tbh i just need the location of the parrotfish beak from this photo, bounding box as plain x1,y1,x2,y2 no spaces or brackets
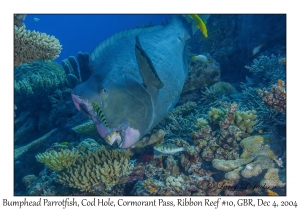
71,93,140,148
71,94,110,139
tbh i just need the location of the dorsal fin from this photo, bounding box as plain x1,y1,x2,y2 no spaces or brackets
90,25,164,63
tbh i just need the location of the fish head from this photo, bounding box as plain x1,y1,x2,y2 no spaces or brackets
71,74,153,148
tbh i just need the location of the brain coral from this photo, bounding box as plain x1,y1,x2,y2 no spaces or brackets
14,25,62,67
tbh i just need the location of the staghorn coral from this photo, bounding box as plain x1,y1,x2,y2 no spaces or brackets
14,25,62,67
245,54,286,87
36,149,79,172
14,128,57,160
57,147,134,192
201,81,236,103
257,84,286,113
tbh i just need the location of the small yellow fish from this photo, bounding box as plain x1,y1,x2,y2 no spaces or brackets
258,129,263,134
267,189,278,196
189,14,208,38
59,142,69,146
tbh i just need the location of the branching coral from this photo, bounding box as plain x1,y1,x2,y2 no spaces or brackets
14,25,62,66
257,83,286,113
36,149,79,172
14,128,57,160
14,14,26,27
245,54,286,87
57,147,134,192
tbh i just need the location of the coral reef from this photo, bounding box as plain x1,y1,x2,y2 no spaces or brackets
14,128,57,160
57,147,134,192
130,129,165,150
200,81,236,103
183,59,220,93
14,14,26,27
156,101,199,139
235,110,257,133
245,54,286,87
257,83,286,113
36,149,79,172
22,175,37,187
71,120,100,139
240,135,275,159
14,61,68,104
166,175,184,187
14,26,62,67
208,107,227,124
212,158,254,172
260,168,286,188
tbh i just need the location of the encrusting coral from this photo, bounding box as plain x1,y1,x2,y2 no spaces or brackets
260,168,285,188
14,25,62,67
57,147,134,192
36,149,79,172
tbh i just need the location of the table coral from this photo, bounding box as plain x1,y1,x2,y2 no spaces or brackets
14,25,62,67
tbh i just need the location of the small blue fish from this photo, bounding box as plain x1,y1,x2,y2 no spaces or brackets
34,18,40,22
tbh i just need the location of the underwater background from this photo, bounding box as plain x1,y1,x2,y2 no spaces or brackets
14,14,286,196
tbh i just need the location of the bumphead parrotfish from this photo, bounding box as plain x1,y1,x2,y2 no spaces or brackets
71,15,202,148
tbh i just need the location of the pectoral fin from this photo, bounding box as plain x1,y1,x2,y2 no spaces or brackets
135,36,164,97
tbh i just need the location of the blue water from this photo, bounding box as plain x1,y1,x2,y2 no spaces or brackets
24,14,172,64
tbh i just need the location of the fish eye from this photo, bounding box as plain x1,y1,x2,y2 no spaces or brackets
103,88,107,93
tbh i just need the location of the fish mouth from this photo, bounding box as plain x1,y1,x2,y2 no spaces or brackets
71,94,139,148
